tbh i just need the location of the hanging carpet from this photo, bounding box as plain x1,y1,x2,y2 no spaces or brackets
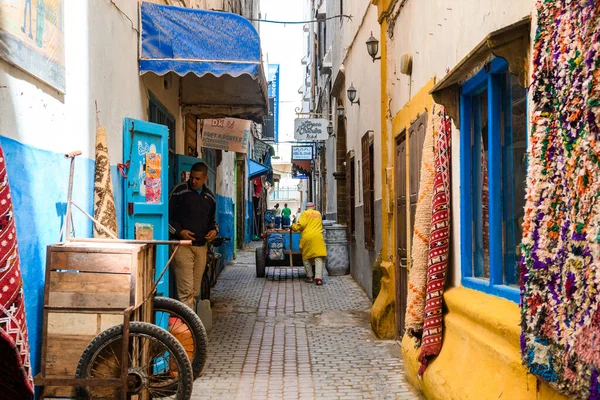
93,124,118,238
418,109,452,375
405,105,439,339
521,1,600,398
0,145,34,399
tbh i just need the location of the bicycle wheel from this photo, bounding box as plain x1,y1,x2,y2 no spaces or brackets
154,296,208,379
75,321,193,400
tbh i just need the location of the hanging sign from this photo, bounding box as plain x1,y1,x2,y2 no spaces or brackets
200,118,251,153
0,0,66,93
291,145,313,160
294,118,329,141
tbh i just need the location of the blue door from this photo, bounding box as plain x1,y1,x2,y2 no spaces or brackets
123,118,170,296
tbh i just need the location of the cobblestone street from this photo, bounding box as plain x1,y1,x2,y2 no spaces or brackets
193,244,423,400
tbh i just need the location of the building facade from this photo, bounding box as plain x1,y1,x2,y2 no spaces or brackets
0,0,266,378
313,0,595,398
303,0,382,300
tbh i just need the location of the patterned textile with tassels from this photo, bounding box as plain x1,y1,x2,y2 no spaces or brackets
405,105,441,340
418,109,452,375
0,145,33,399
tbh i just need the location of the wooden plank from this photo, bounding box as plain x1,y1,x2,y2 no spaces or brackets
48,271,131,309
48,292,129,309
50,252,132,273
44,334,96,397
47,313,98,336
49,271,130,294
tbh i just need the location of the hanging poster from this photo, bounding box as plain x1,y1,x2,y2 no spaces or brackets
0,0,65,93
135,223,154,240
145,178,161,203
200,118,251,153
146,153,162,179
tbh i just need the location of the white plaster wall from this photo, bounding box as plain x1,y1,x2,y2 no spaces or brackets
0,0,182,165
385,0,534,286
328,0,371,83
344,4,381,205
217,151,236,199
325,133,337,218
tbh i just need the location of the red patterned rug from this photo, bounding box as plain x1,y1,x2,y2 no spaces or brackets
0,145,33,398
418,110,452,375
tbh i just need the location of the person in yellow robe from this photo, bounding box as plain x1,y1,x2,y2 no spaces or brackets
291,202,327,285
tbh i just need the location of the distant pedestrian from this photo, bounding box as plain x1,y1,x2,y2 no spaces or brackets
292,202,327,285
281,203,292,227
274,203,281,229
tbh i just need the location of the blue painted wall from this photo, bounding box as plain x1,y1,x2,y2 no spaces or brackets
0,136,124,375
216,194,234,264
245,200,253,244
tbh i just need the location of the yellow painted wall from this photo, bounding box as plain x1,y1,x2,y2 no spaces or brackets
401,287,569,400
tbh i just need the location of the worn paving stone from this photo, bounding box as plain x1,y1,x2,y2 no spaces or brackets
193,245,423,400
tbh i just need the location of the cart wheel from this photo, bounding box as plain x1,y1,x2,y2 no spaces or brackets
154,296,208,379
256,247,266,277
75,321,193,400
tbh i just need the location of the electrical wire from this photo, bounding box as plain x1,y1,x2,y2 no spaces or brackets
247,14,353,24
110,0,138,33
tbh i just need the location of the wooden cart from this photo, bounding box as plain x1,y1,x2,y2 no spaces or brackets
34,151,193,399
34,241,155,399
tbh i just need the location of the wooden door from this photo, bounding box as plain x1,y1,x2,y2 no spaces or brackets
394,112,428,338
395,132,408,337
409,114,428,254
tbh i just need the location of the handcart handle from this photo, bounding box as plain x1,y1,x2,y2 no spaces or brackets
65,151,82,159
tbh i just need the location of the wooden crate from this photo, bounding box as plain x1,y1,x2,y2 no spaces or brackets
38,242,155,398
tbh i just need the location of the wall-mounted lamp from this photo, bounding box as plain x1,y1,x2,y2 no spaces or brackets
327,122,334,136
347,83,360,106
337,104,345,118
366,32,381,62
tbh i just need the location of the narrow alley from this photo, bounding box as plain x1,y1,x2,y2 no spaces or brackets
193,243,423,400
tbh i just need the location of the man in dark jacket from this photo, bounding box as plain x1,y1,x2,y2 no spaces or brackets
169,162,217,310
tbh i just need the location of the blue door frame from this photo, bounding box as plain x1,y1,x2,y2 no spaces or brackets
123,118,170,297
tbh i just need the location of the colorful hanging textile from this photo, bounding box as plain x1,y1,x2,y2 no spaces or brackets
93,124,118,238
418,110,451,375
405,105,441,339
0,145,33,398
521,2,600,398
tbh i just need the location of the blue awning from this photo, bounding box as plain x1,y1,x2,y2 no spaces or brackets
248,159,270,180
140,2,268,122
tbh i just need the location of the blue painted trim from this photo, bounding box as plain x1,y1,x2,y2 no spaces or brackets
462,277,520,303
460,95,473,278
461,58,508,95
502,75,518,286
488,73,503,285
458,57,521,303
472,93,484,277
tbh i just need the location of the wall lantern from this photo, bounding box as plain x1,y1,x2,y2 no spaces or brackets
327,121,334,136
347,83,360,106
337,104,345,118
366,32,381,62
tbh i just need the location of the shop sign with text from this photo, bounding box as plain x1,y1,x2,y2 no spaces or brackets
294,118,328,141
200,118,251,153
291,146,313,160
